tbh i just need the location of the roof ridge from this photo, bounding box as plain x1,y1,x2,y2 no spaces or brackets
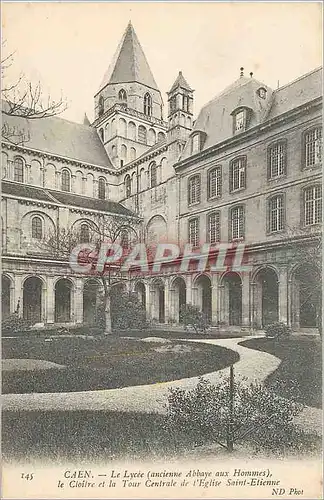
275,66,323,92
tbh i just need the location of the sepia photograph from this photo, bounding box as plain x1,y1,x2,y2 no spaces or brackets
1,2,323,498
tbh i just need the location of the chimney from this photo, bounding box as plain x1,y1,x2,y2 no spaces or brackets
240,67,244,78
250,72,253,78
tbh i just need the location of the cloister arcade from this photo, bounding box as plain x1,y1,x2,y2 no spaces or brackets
1,261,320,331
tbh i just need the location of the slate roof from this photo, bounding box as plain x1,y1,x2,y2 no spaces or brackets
2,111,114,169
2,180,137,217
98,22,159,92
180,67,322,160
169,71,193,93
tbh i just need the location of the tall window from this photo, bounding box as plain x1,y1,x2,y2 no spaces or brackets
118,89,127,103
98,178,106,200
170,96,176,113
188,218,199,247
230,157,246,192
304,127,322,168
269,195,284,232
231,206,245,240
208,166,222,199
207,211,220,244
99,128,104,142
304,185,322,226
150,162,157,188
61,170,71,192
31,216,43,240
138,125,147,144
125,175,131,198
98,95,104,117
268,141,286,178
14,157,24,182
182,95,189,112
188,175,201,205
144,93,152,116
80,224,90,243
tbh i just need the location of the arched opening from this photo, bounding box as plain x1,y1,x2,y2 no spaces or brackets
80,223,90,243
172,277,186,322
292,264,320,328
61,170,71,192
195,275,211,322
98,177,106,200
144,93,152,116
83,279,101,325
222,272,242,326
157,132,166,143
253,268,279,328
118,89,127,104
146,215,167,244
2,275,11,319
14,157,24,183
151,279,165,323
23,277,42,323
134,281,146,308
55,278,72,323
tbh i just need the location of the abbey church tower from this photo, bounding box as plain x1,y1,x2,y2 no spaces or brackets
93,22,167,168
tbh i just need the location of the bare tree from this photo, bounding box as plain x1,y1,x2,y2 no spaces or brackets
42,214,141,335
1,41,68,144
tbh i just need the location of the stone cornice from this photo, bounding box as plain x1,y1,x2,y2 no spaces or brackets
1,141,116,175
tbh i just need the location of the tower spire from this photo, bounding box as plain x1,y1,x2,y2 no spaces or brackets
98,22,159,93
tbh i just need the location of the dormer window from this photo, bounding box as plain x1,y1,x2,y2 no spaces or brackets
190,131,206,155
234,110,246,133
257,87,267,99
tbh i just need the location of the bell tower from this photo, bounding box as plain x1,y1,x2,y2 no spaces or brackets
167,71,194,160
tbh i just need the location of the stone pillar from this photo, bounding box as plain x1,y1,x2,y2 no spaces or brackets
287,278,293,327
170,288,176,322
211,274,219,325
13,274,23,316
250,282,257,329
55,170,61,190
41,282,47,323
71,174,76,193
94,179,98,198
218,284,225,325
145,284,151,320
74,278,84,324
164,280,170,324
82,177,86,195
46,276,55,324
185,274,193,304
278,268,288,324
241,273,251,327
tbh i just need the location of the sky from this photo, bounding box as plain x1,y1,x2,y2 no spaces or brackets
1,2,322,124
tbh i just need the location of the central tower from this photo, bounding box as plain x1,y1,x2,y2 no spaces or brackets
93,22,167,168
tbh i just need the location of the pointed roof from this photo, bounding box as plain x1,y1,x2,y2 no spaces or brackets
169,71,193,93
83,113,91,126
98,22,159,93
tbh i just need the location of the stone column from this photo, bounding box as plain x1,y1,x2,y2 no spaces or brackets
211,274,219,325
241,273,251,327
250,282,257,330
278,268,288,324
287,278,293,327
74,278,84,324
46,276,55,324
164,280,170,324
145,283,151,320
13,274,23,316
169,288,176,322
55,170,61,190
185,274,193,304
218,284,225,324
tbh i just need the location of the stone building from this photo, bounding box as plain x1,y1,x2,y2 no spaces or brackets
1,22,322,331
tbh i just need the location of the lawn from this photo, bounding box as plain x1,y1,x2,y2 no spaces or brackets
240,335,322,409
2,336,239,394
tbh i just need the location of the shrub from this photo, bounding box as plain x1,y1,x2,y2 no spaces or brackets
163,375,319,453
111,291,149,331
264,322,291,339
2,313,31,335
180,304,210,334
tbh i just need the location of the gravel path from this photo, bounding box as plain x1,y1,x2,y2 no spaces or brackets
2,336,322,434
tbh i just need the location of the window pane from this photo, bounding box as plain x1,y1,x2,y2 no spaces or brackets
208,212,220,243
269,142,286,178
189,218,199,247
62,170,71,192
305,185,322,225
98,179,106,199
231,206,244,239
208,167,221,198
188,175,201,204
269,195,284,232
14,158,24,183
32,217,42,240
231,158,246,191
305,128,322,167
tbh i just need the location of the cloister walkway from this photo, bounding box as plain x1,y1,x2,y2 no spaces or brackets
2,336,322,434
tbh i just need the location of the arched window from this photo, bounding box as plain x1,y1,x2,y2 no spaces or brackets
304,185,322,226
98,95,104,117
80,223,90,243
14,157,24,182
125,175,131,198
144,93,152,116
120,230,129,249
130,147,136,162
150,162,157,188
118,89,127,103
157,132,166,143
99,128,104,142
208,166,222,199
61,170,71,192
230,157,246,192
188,175,201,205
268,195,285,232
138,125,147,144
31,216,43,240
304,127,322,168
98,177,106,200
